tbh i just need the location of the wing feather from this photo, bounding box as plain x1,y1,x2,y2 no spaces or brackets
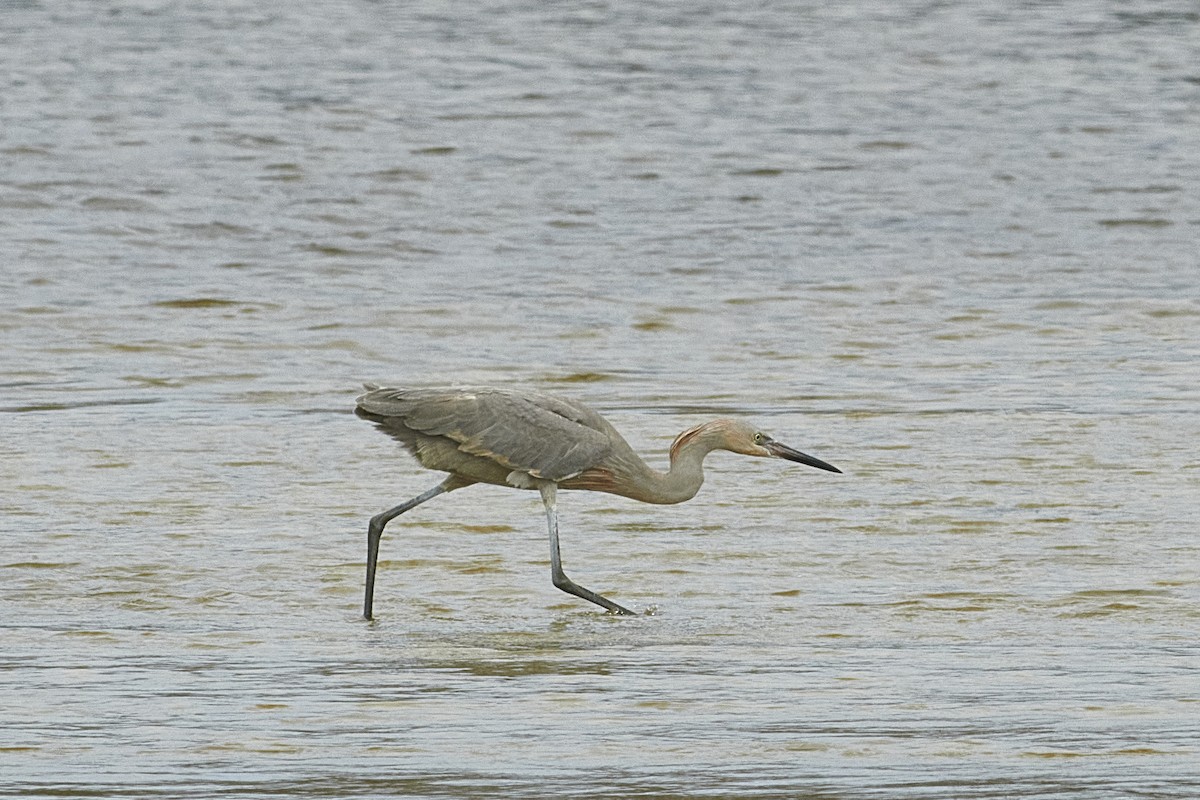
356,386,613,481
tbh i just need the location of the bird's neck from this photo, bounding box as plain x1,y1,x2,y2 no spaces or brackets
629,424,724,505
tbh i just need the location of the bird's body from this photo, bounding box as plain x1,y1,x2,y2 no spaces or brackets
355,384,841,619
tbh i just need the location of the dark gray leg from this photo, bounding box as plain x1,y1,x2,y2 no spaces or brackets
365,477,464,620
539,483,635,615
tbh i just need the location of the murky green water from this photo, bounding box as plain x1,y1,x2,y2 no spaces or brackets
3,2,1199,797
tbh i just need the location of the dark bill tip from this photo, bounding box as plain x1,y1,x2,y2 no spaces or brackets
765,440,842,473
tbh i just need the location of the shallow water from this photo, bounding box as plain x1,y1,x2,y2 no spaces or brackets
3,2,1199,798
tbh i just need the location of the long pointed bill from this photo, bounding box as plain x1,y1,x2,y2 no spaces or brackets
764,439,842,473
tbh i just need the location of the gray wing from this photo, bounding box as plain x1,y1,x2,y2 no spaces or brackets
356,386,613,482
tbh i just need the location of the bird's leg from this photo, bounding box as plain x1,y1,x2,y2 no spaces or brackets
539,483,635,615
365,477,464,621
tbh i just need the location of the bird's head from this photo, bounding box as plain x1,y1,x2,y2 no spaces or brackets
672,417,840,472
715,419,842,473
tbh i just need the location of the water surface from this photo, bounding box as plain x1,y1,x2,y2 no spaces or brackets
2,2,1199,798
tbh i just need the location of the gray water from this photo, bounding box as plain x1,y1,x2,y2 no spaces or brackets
3,1,1199,798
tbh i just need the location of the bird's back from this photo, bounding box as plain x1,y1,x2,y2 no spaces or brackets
356,385,627,485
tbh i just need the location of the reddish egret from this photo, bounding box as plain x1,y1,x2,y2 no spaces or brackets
355,384,841,619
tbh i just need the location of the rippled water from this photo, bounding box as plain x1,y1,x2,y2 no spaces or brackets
3,2,1199,798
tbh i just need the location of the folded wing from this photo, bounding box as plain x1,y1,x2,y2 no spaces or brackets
356,386,612,482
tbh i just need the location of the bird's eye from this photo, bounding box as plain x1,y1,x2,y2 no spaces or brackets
753,432,764,444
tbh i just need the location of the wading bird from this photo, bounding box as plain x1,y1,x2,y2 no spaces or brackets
355,384,841,619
